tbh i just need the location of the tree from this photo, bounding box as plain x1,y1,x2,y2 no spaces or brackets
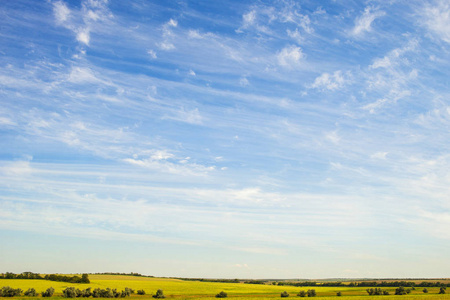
307,289,316,297
24,288,38,297
81,274,90,284
137,290,145,295
280,291,289,297
153,289,165,299
423,288,428,293
336,291,342,296
395,286,407,295
42,287,55,297
297,291,307,297
439,287,446,294
215,291,228,298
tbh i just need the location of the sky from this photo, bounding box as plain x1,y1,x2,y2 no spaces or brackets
0,0,450,279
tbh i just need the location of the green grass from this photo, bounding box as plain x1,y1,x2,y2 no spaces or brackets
1,275,450,299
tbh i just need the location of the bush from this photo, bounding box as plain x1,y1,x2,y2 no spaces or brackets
439,287,446,294
215,291,228,298
336,291,342,296
297,290,306,297
383,290,390,295
395,286,407,295
423,288,428,293
307,289,316,297
152,289,165,299
280,291,289,297
63,287,78,298
42,287,55,297
24,288,38,297
0,286,23,297
92,288,113,298
137,290,146,295
82,288,92,298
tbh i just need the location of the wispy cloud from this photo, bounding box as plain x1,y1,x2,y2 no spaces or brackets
351,6,386,37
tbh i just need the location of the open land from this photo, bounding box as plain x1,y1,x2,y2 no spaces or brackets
1,275,450,299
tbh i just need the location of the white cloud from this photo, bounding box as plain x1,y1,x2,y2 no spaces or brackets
311,71,348,91
0,117,16,126
188,69,196,76
163,108,203,125
421,0,450,43
277,45,304,67
158,42,175,51
242,10,257,28
53,1,71,25
76,28,90,45
147,49,157,59
371,152,388,160
67,67,99,83
287,28,304,44
351,6,386,36
167,19,178,27
1,161,33,177
239,76,249,87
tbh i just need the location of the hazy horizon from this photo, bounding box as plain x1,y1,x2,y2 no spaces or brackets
1,0,450,279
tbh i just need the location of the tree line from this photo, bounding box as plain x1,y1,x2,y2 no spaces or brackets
0,273,90,284
275,280,450,287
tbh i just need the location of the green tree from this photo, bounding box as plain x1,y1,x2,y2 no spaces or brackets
152,289,165,299
215,291,228,298
280,291,289,297
297,290,306,297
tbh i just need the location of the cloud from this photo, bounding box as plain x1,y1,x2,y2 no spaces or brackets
421,0,450,43
53,1,71,25
311,71,348,91
147,49,157,59
0,161,33,177
0,117,16,126
76,28,90,45
239,76,249,87
67,67,100,83
351,6,386,36
163,108,203,124
52,0,112,46
277,45,304,67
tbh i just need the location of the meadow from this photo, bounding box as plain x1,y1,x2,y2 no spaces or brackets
1,275,450,299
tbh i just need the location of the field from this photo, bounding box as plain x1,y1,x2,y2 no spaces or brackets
1,275,450,299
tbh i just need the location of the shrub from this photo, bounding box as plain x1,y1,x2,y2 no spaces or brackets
297,290,306,297
82,288,92,298
383,290,389,295
280,291,289,297
395,286,407,295
0,286,23,297
63,287,77,298
153,289,165,299
92,288,113,298
306,289,316,297
423,288,428,293
215,291,228,298
24,288,38,297
336,291,342,296
137,290,146,295
42,287,55,297
439,287,446,294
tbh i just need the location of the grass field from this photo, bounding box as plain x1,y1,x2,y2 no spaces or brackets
1,275,450,299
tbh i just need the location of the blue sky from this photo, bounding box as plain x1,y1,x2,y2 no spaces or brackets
1,0,450,279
